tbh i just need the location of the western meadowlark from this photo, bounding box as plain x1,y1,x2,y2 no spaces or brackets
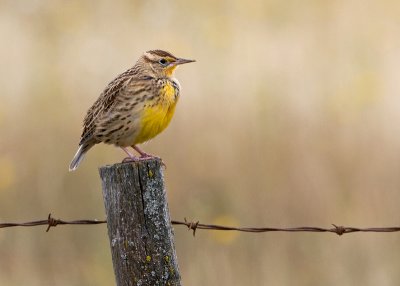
69,50,195,171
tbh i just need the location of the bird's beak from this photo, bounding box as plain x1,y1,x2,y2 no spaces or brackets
174,58,196,65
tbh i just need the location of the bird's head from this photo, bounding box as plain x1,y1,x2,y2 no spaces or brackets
140,50,195,77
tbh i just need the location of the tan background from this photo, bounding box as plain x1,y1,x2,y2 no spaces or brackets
1,0,400,285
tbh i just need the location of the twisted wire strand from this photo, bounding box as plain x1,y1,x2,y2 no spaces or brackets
1,214,399,236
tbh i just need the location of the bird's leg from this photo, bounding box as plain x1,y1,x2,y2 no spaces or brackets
132,145,152,158
131,145,166,167
121,147,139,162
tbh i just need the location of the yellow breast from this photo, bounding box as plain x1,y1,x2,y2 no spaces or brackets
134,81,178,144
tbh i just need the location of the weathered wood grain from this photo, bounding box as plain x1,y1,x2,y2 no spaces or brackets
99,159,181,286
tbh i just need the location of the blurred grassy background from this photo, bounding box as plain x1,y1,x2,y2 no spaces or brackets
1,0,400,285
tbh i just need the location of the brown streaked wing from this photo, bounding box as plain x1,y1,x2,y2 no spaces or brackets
79,67,139,145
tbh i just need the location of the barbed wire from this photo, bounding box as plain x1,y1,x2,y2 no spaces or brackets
1,214,399,236
0,214,106,232
172,218,400,236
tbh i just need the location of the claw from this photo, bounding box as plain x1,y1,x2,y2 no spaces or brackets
131,145,166,168
122,156,139,163
120,146,166,167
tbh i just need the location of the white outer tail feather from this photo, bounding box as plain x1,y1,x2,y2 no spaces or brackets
69,145,86,171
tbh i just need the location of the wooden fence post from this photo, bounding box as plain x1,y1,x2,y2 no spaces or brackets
99,159,181,286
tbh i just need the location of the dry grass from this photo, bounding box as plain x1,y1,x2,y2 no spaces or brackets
1,0,400,285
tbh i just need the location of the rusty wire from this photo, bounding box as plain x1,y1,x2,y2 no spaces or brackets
172,219,400,236
0,214,400,236
0,214,106,232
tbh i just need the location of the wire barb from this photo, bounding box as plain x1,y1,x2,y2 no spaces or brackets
46,213,59,232
332,224,345,236
183,218,199,236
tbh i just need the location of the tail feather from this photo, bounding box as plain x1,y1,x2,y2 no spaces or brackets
69,144,91,171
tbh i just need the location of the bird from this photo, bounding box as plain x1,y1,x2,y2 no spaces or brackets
69,50,195,171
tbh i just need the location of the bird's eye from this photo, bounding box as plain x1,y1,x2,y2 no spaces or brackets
159,59,167,65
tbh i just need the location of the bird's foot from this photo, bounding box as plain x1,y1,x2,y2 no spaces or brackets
121,155,166,167
122,156,139,163
131,145,166,167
